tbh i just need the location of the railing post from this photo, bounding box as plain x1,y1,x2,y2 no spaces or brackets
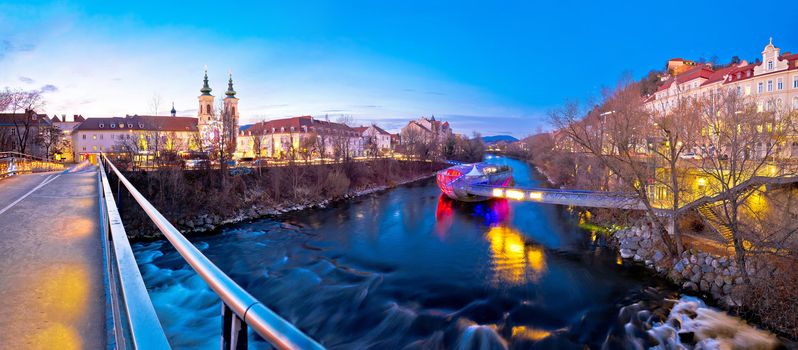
221,303,248,350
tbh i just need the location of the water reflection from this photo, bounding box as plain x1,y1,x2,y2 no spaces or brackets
486,226,546,285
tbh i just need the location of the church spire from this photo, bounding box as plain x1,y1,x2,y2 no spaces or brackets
200,67,212,96
170,102,176,117
225,71,236,98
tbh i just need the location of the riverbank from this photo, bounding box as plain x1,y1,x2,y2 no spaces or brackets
120,160,447,239
498,153,796,342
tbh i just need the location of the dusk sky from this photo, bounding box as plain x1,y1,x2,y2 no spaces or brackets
1,1,797,137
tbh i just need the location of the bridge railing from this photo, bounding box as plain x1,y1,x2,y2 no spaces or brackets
98,155,172,349
99,153,325,350
0,151,65,178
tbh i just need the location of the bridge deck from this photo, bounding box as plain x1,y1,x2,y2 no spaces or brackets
467,184,648,210
0,169,106,349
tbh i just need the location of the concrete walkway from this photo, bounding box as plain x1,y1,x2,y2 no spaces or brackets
0,169,106,350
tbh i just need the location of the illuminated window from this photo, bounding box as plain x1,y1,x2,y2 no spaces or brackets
92,146,97,151
92,134,97,140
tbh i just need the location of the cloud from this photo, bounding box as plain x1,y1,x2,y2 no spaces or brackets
18,76,34,83
40,84,58,93
0,40,36,60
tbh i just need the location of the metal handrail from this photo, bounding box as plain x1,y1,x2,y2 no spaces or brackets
98,160,171,349
100,153,325,350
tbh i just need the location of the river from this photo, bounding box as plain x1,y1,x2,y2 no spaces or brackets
132,155,777,349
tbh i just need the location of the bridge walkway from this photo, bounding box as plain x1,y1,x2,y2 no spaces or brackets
0,168,106,349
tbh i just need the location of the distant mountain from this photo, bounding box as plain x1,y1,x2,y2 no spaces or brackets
481,135,519,144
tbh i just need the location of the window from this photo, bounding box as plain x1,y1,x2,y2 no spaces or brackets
128,124,133,128
747,71,751,77
92,146,97,151
768,61,773,70
736,86,742,96
778,78,783,90
232,107,235,115
82,147,86,151
767,80,773,92
82,134,86,140
100,135,103,140
794,97,798,109
99,123,104,128
758,82,763,93
92,135,97,140
794,76,798,88
206,105,211,114
737,72,741,79
111,123,116,128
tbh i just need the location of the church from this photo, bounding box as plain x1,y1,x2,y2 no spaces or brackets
70,68,241,162
197,69,240,154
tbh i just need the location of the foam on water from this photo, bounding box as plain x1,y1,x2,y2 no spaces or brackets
628,295,780,350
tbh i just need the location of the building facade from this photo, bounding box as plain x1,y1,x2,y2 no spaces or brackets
71,115,199,162
353,124,392,155
236,116,363,160
400,116,452,144
646,38,798,114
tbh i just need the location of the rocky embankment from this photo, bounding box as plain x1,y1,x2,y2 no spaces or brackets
126,173,435,239
611,225,775,307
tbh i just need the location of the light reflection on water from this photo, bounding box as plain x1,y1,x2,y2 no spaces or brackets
134,156,681,349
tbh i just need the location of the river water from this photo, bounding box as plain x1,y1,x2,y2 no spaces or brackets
132,155,775,349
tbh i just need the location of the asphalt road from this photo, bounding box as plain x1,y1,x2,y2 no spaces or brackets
0,169,106,350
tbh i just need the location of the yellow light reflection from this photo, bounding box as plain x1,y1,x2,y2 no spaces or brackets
529,192,542,201
505,189,525,200
29,324,81,350
486,226,546,285
511,326,551,341
492,188,504,197
8,263,91,349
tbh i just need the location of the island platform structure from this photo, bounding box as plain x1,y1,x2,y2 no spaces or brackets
436,163,513,202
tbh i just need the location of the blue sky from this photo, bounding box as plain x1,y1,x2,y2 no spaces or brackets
1,1,797,136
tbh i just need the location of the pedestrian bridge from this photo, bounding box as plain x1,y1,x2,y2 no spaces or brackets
469,185,649,210
0,154,324,350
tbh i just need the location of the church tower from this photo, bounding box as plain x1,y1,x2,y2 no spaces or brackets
224,72,240,153
198,68,215,125
197,68,217,150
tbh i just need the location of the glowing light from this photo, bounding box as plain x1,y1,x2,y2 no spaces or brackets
505,189,525,200
492,188,504,197
511,326,551,341
486,226,547,285
529,191,543,201
696,177,707,186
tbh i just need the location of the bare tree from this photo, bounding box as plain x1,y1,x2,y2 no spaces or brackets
551,80,679,256
5,89,44,155
695,92,794,278
648,93,703,254
149,93,162,116
35,124,64,160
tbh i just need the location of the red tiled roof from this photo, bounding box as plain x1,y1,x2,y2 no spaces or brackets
657,65,715,91
75,115,197,132
701,65,737,86
245,116,357,136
